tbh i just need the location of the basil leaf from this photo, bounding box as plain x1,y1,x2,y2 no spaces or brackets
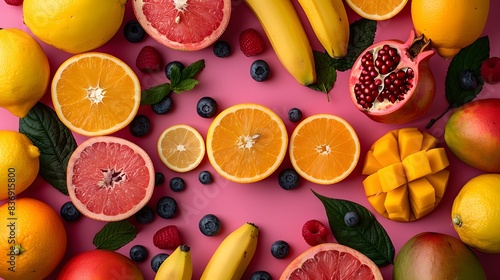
313,190,395,266
93,220,137,251
140,83,171,105
333,18,377,71
308,51,337,96
172,78,200,94
19,102,77,195
180,59,205,80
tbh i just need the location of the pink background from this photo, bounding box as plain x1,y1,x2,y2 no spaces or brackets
1,0,500,279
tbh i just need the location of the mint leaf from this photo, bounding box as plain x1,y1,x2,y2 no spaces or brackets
169,65,182,88
181,59,205,80
19,102,77,195
140,83,171,105
172,78,199,94
333,18,377,71
313,190,394,266
308,51,337,96
93,220,137,251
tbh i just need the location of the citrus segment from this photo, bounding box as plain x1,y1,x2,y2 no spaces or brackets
289,114,360,185
280,243,383,280
206,103,288,183
157,124,206,172
51,52,141,136
133,0,232,51
345,0,408,21
67,136,155,222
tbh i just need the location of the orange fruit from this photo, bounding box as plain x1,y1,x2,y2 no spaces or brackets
51,52,141,136
345,0,408,21
133,0,232,51
67,136,155,222
157,124,206,173
206,103,288,183
289,114,360,185
280,243,383,279
0,197,67,280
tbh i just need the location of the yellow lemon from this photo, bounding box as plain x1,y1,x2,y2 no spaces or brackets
0,131,40,200
23,0,127,54
451,174,500,253
411,0,490,59
0,28,50,118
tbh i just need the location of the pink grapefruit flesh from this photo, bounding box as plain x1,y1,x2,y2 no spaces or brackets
133,0,232,51
67,136,155,222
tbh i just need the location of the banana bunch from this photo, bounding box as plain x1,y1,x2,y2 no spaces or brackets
201,222,259,280
154,244,192,280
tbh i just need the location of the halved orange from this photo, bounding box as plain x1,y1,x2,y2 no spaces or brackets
51,52,141,136
345,0,408,21
289,114,360,185
206,103,288,183
157,124,206,173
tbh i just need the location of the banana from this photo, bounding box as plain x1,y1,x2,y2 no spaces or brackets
154,244,192,280
298,0,350,58
243,0,316,86
200,222,259,280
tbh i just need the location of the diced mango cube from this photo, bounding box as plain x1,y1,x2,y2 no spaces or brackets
402,150,432,181
426,148,449,173
385,185,410,222
425,169,450,199
362,150,384,175
363,173,383,196
410,198,435,219
372,132,400,167
377,162,407,192
421,131,439,151
367,192,387,216
408,177,436,209
398,129,423,161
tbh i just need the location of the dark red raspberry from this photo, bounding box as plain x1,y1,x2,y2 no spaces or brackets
481,57,500,85
302,219,329,246
153,225,181,250
136,45,162,73
4,0,23,6
239,28,265,57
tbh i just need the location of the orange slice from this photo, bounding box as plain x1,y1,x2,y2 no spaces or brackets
157,124,206,173
289,114,360,185
206,103,288,183
345,0,409,21
51,52,141,136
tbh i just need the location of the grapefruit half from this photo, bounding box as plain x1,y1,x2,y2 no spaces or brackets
67,136,155,222
280,243,383,280
133,0,232,51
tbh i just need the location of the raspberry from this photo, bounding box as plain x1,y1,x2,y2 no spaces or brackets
153,225,181,250
4,0,23,6
136,46,162,73
239,28,265,57
302,219,329,246
481,57,500,85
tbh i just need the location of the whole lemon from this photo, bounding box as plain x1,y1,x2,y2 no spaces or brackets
411,0,490,59
452,173,500,253
0,28,50,117
23,0,127,54
0,130,40,200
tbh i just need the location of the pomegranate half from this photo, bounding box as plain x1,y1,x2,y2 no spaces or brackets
349,30,436,124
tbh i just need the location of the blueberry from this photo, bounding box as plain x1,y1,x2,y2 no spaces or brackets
213,40,231,58
169,177,186,192
135,205,155,224
123,20,146,43
288,108,303,122
155,172,165,186
271,240,290,259
196,96,218,118
198,170,213,185
250,59,270,82
60,201,81,222
156,196,178,219
129,245,148,262
459,69,478,90
250,271,273,280
152,96,173,115
344,211,360,227
129,115,151,137
165,61,185,80
278,168,300,190
199,214,222,236
151,253,169,272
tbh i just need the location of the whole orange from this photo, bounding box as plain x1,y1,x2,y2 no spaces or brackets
0,197,67,280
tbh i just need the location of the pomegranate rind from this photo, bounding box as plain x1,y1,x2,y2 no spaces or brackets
67,136,155,222
132,0,232,51
279,243,383,280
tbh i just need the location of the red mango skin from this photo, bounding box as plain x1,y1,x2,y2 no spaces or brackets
393,232,486,280
444,98,500,172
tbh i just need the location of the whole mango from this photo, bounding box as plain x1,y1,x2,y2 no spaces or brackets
444,98,500,172
393,232,486,280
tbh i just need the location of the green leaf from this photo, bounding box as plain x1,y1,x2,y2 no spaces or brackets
180,59,205,80
172,78,200,94
140,83,171,105
308,51,337,95
93,220,137,251
332,18,377,71
313,190,394,266
18,102,77,195
169,65,182,88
